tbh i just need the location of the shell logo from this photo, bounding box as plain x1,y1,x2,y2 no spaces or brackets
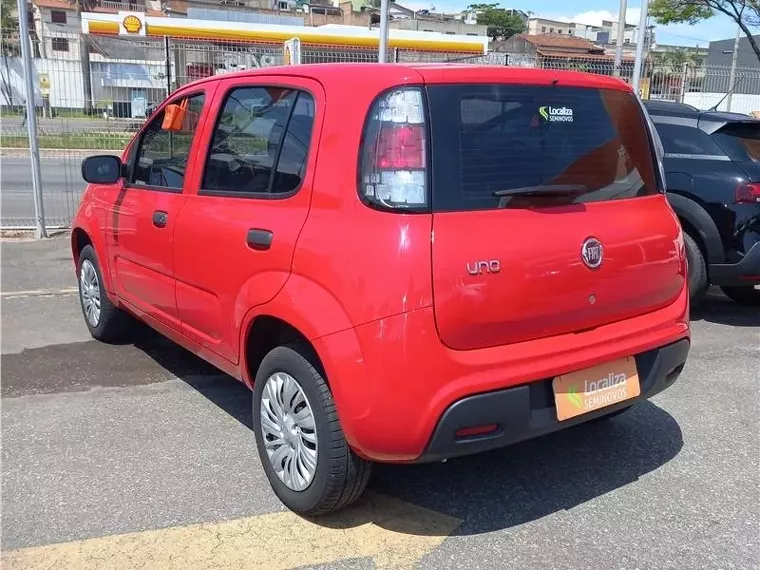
122,15,142,34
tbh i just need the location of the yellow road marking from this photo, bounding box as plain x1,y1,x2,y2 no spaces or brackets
2,492,460,570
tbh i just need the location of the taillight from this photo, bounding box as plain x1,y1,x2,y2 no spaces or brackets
736,182,760,204
359,88,428,210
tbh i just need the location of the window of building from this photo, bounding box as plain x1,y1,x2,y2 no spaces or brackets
541,26,546,33
51,37,69,52
550,27,554,33
130,93,206,190
202,87,315,196
50,10,67,24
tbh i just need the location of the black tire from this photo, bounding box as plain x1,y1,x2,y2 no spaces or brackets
720,285,760,306
684,232,708,307
252,344,371,516
77,245,133,342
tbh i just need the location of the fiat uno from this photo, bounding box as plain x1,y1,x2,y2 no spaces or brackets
74,63,691,515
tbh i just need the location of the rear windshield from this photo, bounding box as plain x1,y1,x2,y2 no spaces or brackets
713,123,760,162
426,85,660,212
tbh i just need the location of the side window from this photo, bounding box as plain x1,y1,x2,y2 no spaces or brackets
202,86,315,196
655,122,726,156
131,93,205,190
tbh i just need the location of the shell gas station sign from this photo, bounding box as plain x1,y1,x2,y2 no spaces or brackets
81,11,488,54
118,12,146,36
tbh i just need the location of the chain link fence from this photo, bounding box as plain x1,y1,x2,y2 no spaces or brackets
2,27,760,229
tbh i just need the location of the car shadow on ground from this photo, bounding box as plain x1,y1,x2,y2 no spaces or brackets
691,288,760,327
137,330,684,538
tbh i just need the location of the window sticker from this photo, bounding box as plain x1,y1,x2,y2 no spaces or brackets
539,105,574,123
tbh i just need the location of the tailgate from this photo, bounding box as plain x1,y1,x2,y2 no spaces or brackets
426,83,685,351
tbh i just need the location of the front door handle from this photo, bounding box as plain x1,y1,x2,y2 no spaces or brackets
152,210,168,228
247,228,273,251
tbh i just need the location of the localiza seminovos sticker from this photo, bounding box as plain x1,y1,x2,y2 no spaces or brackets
539,105,574,123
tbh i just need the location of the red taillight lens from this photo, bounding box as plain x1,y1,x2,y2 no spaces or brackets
359,88,428,210
736,182,760,204
455,424,499,438
376,124,425,169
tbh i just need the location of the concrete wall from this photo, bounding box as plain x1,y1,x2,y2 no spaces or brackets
391,19,487,36
0,58,84,109
684,92,760,115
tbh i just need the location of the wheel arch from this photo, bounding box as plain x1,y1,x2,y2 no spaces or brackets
667,192,725,266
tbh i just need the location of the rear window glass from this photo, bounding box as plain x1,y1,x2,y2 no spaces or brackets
713,123,760,162
426,85,660,212
655,122,727,156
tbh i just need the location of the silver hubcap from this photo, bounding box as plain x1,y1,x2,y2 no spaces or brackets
260,372,318,492
79,259,101,327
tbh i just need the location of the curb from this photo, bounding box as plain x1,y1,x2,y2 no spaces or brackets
0,148,122,158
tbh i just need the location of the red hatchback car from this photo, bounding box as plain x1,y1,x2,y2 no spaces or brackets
74,63,691,515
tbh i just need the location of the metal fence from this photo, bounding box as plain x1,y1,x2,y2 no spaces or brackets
2,27,760,229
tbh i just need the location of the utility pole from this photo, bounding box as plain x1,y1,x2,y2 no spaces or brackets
726,25,740,112
631,0,650,94
378,0,389,63
16,0,47,238
614,0,627,77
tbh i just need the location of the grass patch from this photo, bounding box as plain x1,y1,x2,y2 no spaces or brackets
1,132,133,150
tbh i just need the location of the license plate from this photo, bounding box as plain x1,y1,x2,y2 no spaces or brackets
553,357,640,421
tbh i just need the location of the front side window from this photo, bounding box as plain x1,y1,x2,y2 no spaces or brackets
202,86,315,196
131,93,205,190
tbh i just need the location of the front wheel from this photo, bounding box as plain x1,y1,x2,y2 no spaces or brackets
77,245,133,342
720,285,760,306
252,344,371,516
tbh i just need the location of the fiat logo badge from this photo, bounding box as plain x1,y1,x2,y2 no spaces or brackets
581,237,604,269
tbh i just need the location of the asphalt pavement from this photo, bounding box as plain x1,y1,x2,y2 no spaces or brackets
1,234,759,569
1,156,86,227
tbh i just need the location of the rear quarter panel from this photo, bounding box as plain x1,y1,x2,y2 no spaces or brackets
289,68,434,332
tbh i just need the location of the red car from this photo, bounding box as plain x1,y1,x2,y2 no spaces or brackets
74,63,691,515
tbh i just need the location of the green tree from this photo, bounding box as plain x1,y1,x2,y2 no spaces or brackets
649,0,760,63
468,3,526,40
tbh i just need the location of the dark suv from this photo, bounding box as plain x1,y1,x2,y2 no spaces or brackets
645,101,760,306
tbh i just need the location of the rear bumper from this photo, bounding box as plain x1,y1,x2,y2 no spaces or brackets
314,285,690,463
710,241,760,286
417,338,689,463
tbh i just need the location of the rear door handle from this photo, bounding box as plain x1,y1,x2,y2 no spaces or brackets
247,228,273,251
152,210,168,228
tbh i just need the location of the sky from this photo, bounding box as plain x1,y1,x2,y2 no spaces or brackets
402,0,756,48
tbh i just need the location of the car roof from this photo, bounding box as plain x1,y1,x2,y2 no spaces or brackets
643,100,699,113
645,99,759,133
179,62,633,93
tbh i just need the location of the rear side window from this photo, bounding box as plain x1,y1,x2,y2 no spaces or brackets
426,85,660,212
202,87,314,196
654,122,726,156
713,123,760,162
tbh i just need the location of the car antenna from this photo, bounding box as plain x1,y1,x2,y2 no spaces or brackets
708,75,746,112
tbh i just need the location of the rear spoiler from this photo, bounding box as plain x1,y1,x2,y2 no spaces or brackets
698,113,760,135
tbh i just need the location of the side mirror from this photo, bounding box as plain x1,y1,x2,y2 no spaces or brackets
81,155,122,184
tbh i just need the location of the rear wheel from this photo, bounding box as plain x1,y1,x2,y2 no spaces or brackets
720,285,760,306
77,245,133,342
684,232,708,307
252,344,371,516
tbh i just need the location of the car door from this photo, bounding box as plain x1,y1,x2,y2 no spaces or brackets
173,76,323,363
107,89,209,327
